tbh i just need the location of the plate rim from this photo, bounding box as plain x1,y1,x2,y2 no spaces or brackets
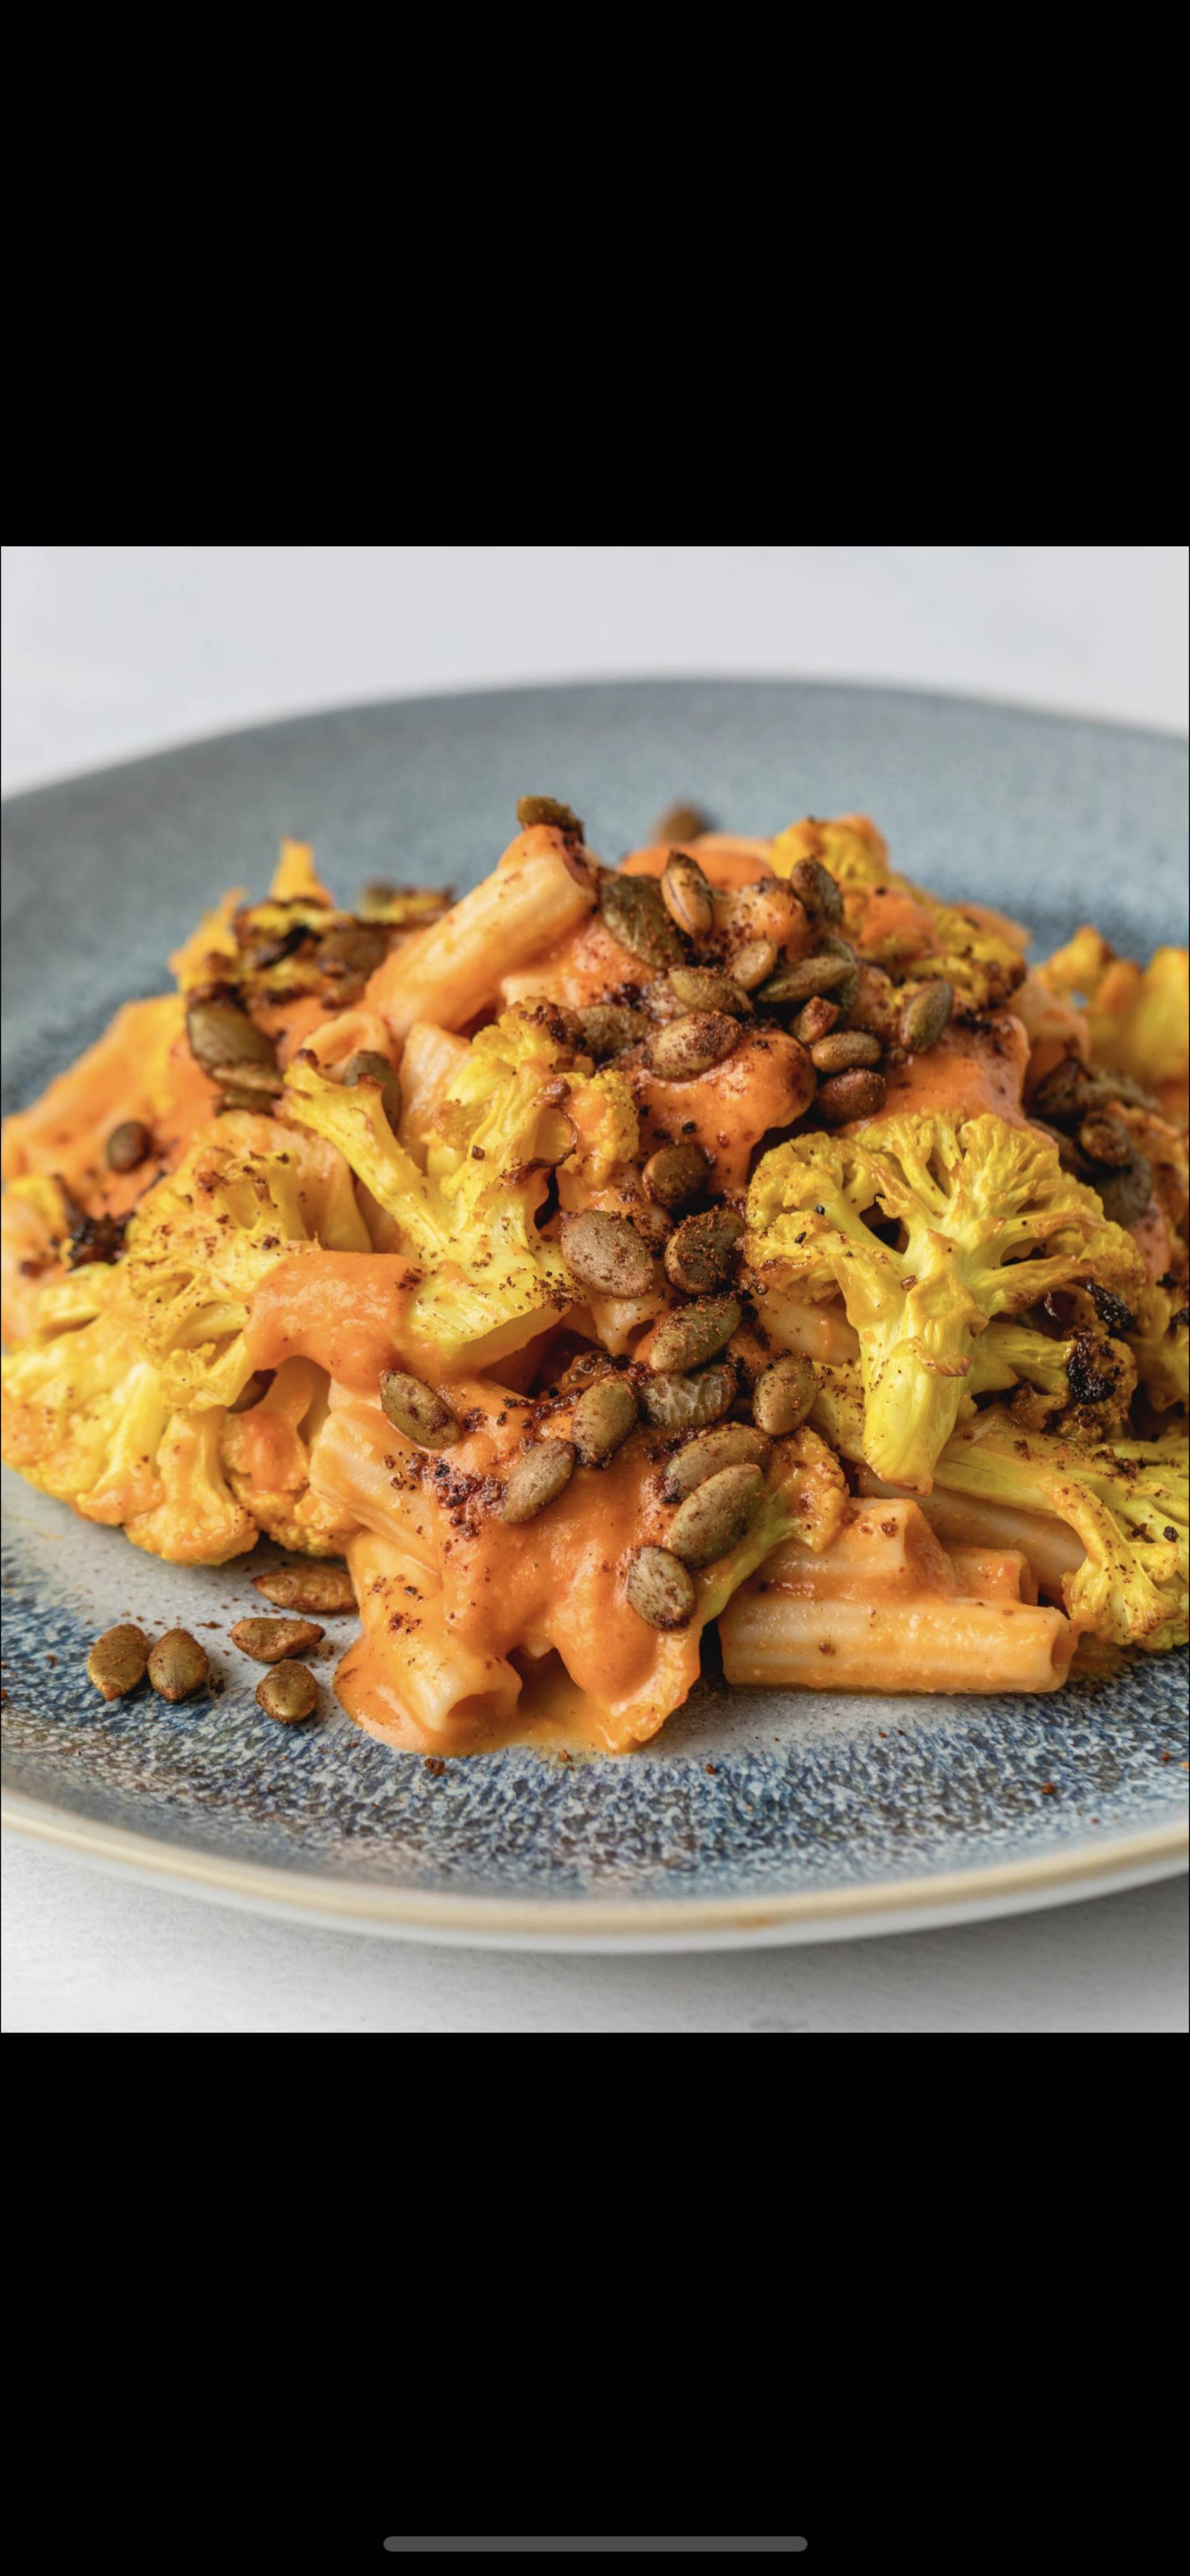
4,1787,1185,1949
4,681,1186,1946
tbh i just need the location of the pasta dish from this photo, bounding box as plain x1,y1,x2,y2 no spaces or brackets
2,799,1187,1755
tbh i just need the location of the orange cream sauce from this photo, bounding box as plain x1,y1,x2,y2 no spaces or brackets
628,1025,816,1194
873,1012,1030,1129
619,839,777,889
311,1380,701,1750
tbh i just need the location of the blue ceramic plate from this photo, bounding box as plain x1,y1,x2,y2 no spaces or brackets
2,682,1187,1946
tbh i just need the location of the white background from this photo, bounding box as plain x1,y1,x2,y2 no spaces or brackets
2,545,1186,2032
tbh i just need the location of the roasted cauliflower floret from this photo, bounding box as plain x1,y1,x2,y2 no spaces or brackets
1127,1278,1189,1413
769,814,1028,1011
121,1113,369,1409
746,1113,1146,1491
1037,927,1189,1095
0,1271,255,1563
284,1007,638,1367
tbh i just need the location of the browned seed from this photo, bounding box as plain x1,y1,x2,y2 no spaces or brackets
1096,1153,1153,1225
147,1628,209,1703
574,1002,650,1059
730,938,779,992
818,1068,887,1126
208,1057,284,1096
341,1048,402,1126
662,1423,770,1502
253,1563,356,1613
496,1439,576,1524
571,1374,638,1464
256,1660,320,1724
1078,1111,1134,1168
599,871,684,968
789,855,844,925
757,951,855,1008
643,1141,710,1209
897,977,954,1055
560,1210,657,1299
652,800,712,845
668,1463,764,1568
638,1361,738,1429
625,1546,697,1630
1031,1057,1096,1121
318,924,387,977
517,795,584,837
105,1119,152,1173
647,1294,741,1374
231,1617,326,1664
791,995,840,1045
186,996,276,1075
664,1207,744,1295
668,965,753,1018
752,1351,818,1435
648,1012,739,1080
660,851,715,939
809,1028,883,1074
86,1623,149,1701
379,1370,460,1447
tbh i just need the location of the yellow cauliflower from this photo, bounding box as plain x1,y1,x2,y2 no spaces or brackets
770,813,1027,1010
1037,927,1189,1093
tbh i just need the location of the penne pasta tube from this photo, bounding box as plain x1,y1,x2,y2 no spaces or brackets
720,1587,1077,1693
857,1470,1085,1600
336,1531,522,1747
947,1546,1037,1603
396,1021,470,1167
367,827,596,1040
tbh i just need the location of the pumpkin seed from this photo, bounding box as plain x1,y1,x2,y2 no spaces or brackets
730,937,779,992
756,951,855,1008
560,1210,657,1299
652,800,711,845
186,995,276,1075
791,995,840,1044
789,854,844,925
1096,1153,1153,1226
379,1369,460,1448
256,1660,320,1723
662,1423,770,1502
668,1463,764,1567
575,1002,649,1059
668,966,753,1018
497,1439,576,1523
639,1361,737,1429
147,1628,209,1703
319,924,387,977
752,1351,817,1435
643,1141,710,1209
809,1028,883,1074
253,1563,356,1612
1078,1111,1134,1168
231,1617,326,1664
86,1623,149,1701
647,1294,740,1374
648,1012,739,1080
1031,1057,1095,1121
105,1119,152,1173
599,871,684,968
571,1374,638,1464
897,977,953,1054
818,1067,887,1126
664,1207,744,1295
209,1057,284,1096
660,851,715,938
625,1546,697,1630
341,1048,402,1126
517,795,584,837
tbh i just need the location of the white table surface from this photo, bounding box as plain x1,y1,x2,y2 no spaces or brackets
2,544,1186,2034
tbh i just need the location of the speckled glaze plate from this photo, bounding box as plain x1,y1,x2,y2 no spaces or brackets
3,682,1188,1946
